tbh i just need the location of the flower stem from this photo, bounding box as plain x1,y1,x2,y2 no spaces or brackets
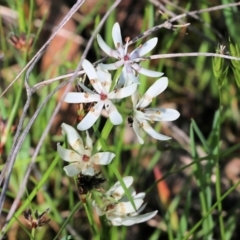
215,87,225,239
31,227,36,240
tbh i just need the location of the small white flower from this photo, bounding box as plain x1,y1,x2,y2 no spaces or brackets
65,59,138,130
131,77,180,144
57,123,115,177
92,176,158,226
97,22,163,86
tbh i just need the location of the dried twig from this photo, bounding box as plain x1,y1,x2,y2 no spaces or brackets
133,52,240,62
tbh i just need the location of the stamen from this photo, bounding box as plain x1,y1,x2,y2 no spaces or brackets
90,79,95,84
100,93,107,100
84,93,89,98
124,36,130,56
137,107,145,113
124,54,130,61
125,37,130,43
106,204,115,211
82,155,90,162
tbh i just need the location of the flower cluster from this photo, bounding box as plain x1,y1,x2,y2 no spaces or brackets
93,176,158,226
57,22,180,227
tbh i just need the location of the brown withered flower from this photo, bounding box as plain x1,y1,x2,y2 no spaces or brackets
76,172,106,196
8,32,34,52
23,208,50,228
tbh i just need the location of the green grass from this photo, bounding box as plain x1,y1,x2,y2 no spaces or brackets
1,0,240,239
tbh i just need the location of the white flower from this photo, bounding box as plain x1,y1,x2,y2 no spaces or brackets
57,123,115,177
65,59,138,130
131,77,180,144
92,176,158,226
97,22,163,86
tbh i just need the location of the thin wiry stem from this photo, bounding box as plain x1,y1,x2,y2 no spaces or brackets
0,50,40,216
133,52,240,62
29,1,240,90
31,52,240,90
0,0,85,98
150,0,224,42
0,0,122,234
129,1,240,45
0,0,86,224
0,82,67,237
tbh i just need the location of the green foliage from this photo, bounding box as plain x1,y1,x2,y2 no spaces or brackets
212,46,228,88
229,41,240,87
1,0,240,239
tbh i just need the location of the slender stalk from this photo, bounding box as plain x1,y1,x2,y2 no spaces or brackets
31,227,36,240
53,201,82,240
215,89,225,239
183,180,240,240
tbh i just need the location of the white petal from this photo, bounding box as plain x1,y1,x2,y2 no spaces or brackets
104,100,122,125
77,101,104,130
78,82,95,94
92,201,104,216
130,38,158,59
136,77,168,108
57,143,82,162
116,67,139,88
134,192,146,200
116,72,126,88
131,91,139,107
142,120,171,141
85,131,93,155
82,59,103,93
100,62,122,70
132,120,144,144
125,72,140,86
90,152,115,165
133,203,147,215
81,167,95,176
131,63,164,77
63,163,81,177
120,187,136,202
110,199,143,216
121,211,158,226
96,68,112,93
144,108,180,121
112,22,123,47
134,110,146,120
64,92,100,103
97,34,119,59
106,176,134,199
108,83,138,99
82,59,98,81
107,217,123,226
61,123,84,153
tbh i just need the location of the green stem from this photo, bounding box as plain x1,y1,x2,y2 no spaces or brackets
1,156,60,236
16,0,26,32
183,180,240,240
215,88,225,239
31,227,36,240
83,202,95,230
53,201,82,240
4,50,28,151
